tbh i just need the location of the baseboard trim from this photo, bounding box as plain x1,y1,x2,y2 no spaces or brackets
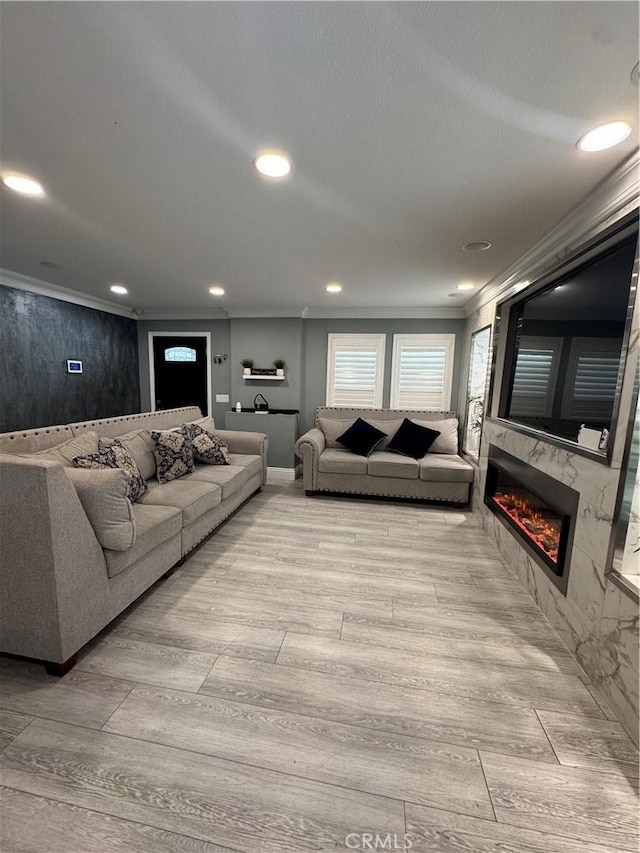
267,465,301,481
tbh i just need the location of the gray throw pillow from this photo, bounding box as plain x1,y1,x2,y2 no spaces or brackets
65,468,136,551
149,428,195,484
181,422,230,465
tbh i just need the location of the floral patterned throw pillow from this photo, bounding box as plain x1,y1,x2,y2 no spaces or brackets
73,443,147,503
181,422,230,466
149,428,195,484
98,437,148,501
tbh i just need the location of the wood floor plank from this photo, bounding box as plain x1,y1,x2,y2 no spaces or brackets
222,559,440,603
318,541,507,569
277,634,603,716
341,612,581,673
536,710,639,778
76,637,217,692
221,627,286,663
432,580,540,612
0,710,33,752
199,655,556,762
405,802,630,853
136,588,345,637
108,608,248,654
104,683,494,817
0,786,237,853
0,658,135,729
1,719,406,852
480,750,639,849
275,549,475,585
391,601,552,634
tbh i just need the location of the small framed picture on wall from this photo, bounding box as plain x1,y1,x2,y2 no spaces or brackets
67,360,83,374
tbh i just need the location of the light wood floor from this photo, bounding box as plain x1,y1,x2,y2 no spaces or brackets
1,481,638,852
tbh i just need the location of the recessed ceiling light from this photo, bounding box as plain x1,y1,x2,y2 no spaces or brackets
326,282,343,293
254,151,292,178
463,241,492,252
208,286,225,296
110,284,128,295
577,121,632,152
456,282,475,291
2,172,45,197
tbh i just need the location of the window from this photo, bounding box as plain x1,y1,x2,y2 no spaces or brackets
326,334,385,408
464,325,492,458
562,338,622,420
509,336,562,418
164,346,197,362
389,334,455,410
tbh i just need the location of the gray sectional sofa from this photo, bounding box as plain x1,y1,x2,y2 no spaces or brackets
0,406,267,674
295,407,474,504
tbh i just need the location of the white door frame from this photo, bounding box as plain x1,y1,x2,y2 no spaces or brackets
148,331,213,417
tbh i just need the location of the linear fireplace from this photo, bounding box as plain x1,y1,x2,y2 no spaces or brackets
484,446,579,594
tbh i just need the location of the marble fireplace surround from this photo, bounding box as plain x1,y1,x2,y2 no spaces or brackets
473,421,639,743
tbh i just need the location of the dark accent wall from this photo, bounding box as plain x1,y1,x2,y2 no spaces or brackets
0,286,141,432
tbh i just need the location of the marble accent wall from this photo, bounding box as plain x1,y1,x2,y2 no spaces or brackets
461,290,640,744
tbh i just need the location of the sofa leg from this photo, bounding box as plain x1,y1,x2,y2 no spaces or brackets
305,490,316,497
44,653,78,677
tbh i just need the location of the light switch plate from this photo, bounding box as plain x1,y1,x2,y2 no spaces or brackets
215,394,229,403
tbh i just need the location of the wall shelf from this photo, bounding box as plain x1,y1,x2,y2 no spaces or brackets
242,374,285,380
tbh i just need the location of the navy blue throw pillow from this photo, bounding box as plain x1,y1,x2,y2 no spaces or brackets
337,418,388,457
387,418,441,459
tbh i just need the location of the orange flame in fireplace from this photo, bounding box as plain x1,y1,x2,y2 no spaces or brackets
492,491,560,563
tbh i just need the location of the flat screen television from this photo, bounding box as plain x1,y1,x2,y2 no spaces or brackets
499,222,638,448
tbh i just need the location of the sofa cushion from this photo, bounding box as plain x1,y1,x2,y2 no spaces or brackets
337,418,387,457
367,451,419,480
414,417,459,454
149,428,195,484
318,448,368,475
419,454,474,483
112,429,157,480
73,445,147,503
387,418,441,459
227,453,263,479
29,430,99,468
65,468,136,551
104,504,181,579
137,478,222,525
186,465,249,500
182,422,230,465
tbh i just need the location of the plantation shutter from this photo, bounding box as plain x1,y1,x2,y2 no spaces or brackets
390,335,455,410
510,336,562,417
562,338,622,419
326,334,385,408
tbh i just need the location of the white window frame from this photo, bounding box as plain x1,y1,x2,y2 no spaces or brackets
389,334,455,410
326,333,386,408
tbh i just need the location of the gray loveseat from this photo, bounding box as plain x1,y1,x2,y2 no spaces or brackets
0,406,267,674
295,407,473,504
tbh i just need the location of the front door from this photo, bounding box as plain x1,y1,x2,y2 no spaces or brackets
152,335,208,415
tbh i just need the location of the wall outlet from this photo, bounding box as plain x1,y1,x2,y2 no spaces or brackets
215,394,229,403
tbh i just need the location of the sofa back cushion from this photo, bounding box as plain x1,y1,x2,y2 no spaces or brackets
111,429,157,480
414,417,459,454
65,467,136,551
25,430,100,467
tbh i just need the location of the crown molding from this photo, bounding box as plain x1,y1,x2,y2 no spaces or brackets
136,308,229,320
0,268,138,319
302,306,465,319
464,150,640,317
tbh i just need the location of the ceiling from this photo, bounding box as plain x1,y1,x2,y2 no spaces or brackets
0,2,638,317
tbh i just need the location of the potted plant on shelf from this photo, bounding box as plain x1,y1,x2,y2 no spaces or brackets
241,359,254,376
273,359,286,377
